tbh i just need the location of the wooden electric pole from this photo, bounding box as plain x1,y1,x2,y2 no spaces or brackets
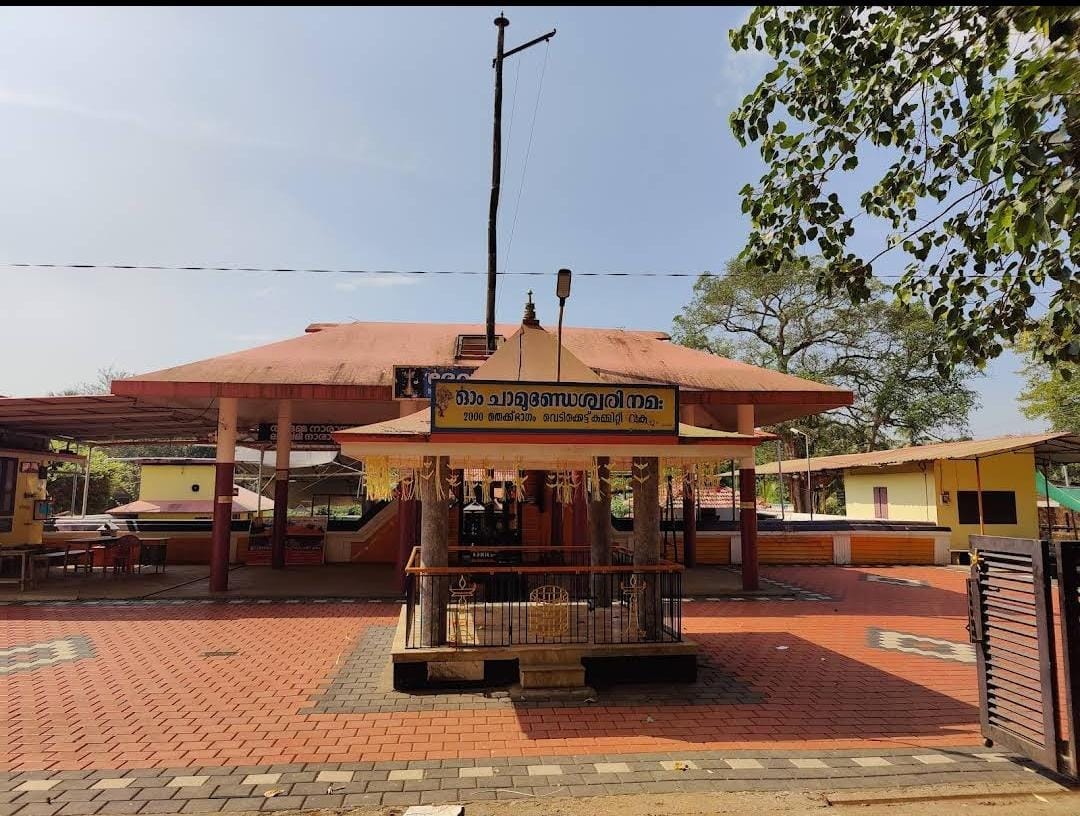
486,14,556,352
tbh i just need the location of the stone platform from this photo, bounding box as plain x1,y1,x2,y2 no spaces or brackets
390,607,699,691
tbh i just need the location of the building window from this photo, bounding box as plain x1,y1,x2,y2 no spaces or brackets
0,457,16,516
957,490,1018,525
873,486,888,519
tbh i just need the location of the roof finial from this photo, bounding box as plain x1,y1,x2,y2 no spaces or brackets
522,290,540,327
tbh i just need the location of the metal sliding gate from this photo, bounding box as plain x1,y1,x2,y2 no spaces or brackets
969,535,1080,777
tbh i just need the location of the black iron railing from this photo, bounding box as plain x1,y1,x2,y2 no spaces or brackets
404,546,682,649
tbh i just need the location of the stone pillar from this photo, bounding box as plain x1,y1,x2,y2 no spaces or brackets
418,456,450,647
632,457,661,638
589,457,612,605
395,476,417,594
271,400,292,570
682,471,697,568
737,404,759,592
210,397,238,593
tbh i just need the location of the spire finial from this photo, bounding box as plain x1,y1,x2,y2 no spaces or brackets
522,290,540,327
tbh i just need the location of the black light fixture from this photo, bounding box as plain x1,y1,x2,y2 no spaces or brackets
556,268,572,381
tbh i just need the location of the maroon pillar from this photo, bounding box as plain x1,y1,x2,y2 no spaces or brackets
271,475,289,569
209,397,237,593
271,400,292,569
682,472,697,568
210,462,235,592
739,464,759,591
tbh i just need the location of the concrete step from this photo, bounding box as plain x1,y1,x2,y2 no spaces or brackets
518,662,586,689
508,684,597,703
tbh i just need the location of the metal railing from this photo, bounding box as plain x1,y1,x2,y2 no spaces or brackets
404,546,682,649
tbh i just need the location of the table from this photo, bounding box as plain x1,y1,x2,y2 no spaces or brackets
136,538,169,573
0,549,35,591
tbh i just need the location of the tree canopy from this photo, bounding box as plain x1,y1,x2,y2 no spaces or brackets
729,6,1079,370
673,260,980,454
1018,337,1080,432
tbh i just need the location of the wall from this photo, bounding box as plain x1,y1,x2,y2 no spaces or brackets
844,467,936,522
935,451,1040,548
0,452,51,546
138,464,216,502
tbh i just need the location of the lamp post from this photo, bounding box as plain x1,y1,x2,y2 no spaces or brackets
555,268,572,382
791,427,813,520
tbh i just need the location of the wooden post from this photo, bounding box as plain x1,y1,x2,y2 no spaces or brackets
571,471,588,546
975,456,986,536
486,15,510,352
271,400,292,570
419,456,450,647
737,404,759,591
395,476,417,594
210,397,237,593
682,471,697,568
589,457,612,605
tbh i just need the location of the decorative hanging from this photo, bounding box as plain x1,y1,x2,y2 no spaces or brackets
363,456,395,502
509,463,528,500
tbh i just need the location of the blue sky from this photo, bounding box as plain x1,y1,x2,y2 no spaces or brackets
0,6,1040,437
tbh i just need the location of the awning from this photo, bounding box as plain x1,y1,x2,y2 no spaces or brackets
0,395,217,444
1037,471,1080,512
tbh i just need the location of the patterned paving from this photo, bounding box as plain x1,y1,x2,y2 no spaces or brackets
1,566,981,781
0,747,1043,814
302,626,762,714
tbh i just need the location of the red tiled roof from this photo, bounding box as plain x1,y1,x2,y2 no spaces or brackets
113,321,848,401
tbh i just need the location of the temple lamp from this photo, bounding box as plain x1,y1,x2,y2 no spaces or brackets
790,427,813,520
556,268,572,382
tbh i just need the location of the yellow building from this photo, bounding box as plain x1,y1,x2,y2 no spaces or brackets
759,433,1076,549
0,439,84,547
108,459,272,520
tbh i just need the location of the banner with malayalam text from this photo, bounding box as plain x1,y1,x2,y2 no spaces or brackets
430,380,678,434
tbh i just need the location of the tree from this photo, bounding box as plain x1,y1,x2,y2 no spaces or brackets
1018,342,1080,433
672,260,980,453
729,6,1079,370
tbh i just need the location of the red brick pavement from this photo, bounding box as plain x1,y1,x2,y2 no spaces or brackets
0,566,979,772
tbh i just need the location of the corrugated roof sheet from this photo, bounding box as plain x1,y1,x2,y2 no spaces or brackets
757,432,1078,475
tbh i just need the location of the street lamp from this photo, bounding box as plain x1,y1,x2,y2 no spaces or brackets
555,268,572,382
791,427,813,520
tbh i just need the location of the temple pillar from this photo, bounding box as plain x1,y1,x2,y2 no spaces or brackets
418,456,450,647
589,457,612,605
682,471,697,568
271,400,291,570
210,397,237,593
737,404,759,591
632,457,660,638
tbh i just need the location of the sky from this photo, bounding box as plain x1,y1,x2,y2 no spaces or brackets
0,6,1043,438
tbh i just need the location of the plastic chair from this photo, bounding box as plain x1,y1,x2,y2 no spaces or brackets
103,535,138,576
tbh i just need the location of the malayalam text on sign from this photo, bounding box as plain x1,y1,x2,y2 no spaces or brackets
430,381,678,434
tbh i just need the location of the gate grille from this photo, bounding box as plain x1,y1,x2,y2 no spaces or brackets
970,537,1060,771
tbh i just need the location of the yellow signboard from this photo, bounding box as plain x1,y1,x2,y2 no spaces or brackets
430,380,678,434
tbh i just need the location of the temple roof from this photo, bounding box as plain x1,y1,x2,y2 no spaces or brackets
112,320,848,404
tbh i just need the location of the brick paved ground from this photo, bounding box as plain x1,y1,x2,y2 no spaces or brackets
0,566,980,778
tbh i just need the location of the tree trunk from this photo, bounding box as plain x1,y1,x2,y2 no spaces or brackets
632,457,661,639
419,456,450,647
